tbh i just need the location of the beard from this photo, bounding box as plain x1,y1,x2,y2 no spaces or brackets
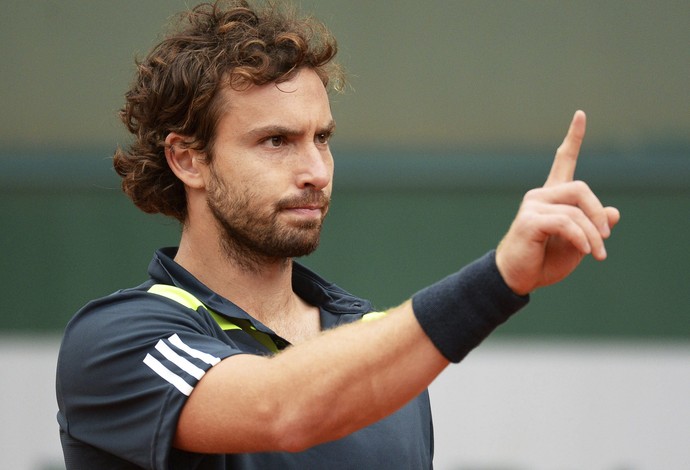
206,167,329,271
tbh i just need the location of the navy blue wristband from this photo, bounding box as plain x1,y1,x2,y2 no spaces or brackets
411,250,529,363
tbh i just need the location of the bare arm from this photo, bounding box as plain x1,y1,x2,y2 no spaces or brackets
174,301,447,453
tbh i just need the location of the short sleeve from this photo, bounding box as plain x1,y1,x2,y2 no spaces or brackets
56,289,244,469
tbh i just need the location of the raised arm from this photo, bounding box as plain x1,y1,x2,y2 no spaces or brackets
174,110,620,454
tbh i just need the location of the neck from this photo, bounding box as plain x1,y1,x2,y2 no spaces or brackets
175,226,295,317
173,224,321,344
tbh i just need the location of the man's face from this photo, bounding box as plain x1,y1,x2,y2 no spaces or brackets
204,68,335,267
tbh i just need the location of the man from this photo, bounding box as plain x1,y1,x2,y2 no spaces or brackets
56,1,620,469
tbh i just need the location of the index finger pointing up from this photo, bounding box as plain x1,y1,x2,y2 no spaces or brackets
545,110,587,187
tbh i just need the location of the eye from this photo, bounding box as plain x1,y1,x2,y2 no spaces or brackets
264,135,286,148
315,132,331,145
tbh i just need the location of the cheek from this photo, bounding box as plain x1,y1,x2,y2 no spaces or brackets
323,153,335,183
326,159,335,189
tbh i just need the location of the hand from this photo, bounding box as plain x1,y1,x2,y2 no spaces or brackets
495,110,621,296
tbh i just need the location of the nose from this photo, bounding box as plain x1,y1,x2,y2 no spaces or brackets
295,144,332,190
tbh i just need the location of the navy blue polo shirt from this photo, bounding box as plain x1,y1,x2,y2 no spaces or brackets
56,247,434,469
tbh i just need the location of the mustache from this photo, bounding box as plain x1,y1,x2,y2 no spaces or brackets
276,191,330,211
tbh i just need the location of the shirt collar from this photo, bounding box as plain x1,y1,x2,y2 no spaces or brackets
147,247,373,329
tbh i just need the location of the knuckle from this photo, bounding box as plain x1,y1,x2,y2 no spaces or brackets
571,180,590,191
523,187,543,201
518,210,540,225
553,213,571,228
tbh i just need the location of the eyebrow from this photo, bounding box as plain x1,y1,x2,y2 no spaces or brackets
248,120,336,139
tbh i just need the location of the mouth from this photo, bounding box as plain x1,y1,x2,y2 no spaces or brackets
282,205,326,219
278,193,330,219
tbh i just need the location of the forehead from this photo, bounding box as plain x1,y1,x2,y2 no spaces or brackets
216,68,333,135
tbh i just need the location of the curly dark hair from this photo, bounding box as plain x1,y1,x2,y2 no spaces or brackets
113,0,344,223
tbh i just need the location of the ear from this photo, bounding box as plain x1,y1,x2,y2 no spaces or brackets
164,133,206,190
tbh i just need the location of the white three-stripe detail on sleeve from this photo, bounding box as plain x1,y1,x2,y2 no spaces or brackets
155,340,205,380
143,354,194,396
143,334,221,396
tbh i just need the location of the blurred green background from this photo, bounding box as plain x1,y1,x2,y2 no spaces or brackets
2,0,688,339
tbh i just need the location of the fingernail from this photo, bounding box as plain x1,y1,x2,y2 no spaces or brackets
600,223,611,238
